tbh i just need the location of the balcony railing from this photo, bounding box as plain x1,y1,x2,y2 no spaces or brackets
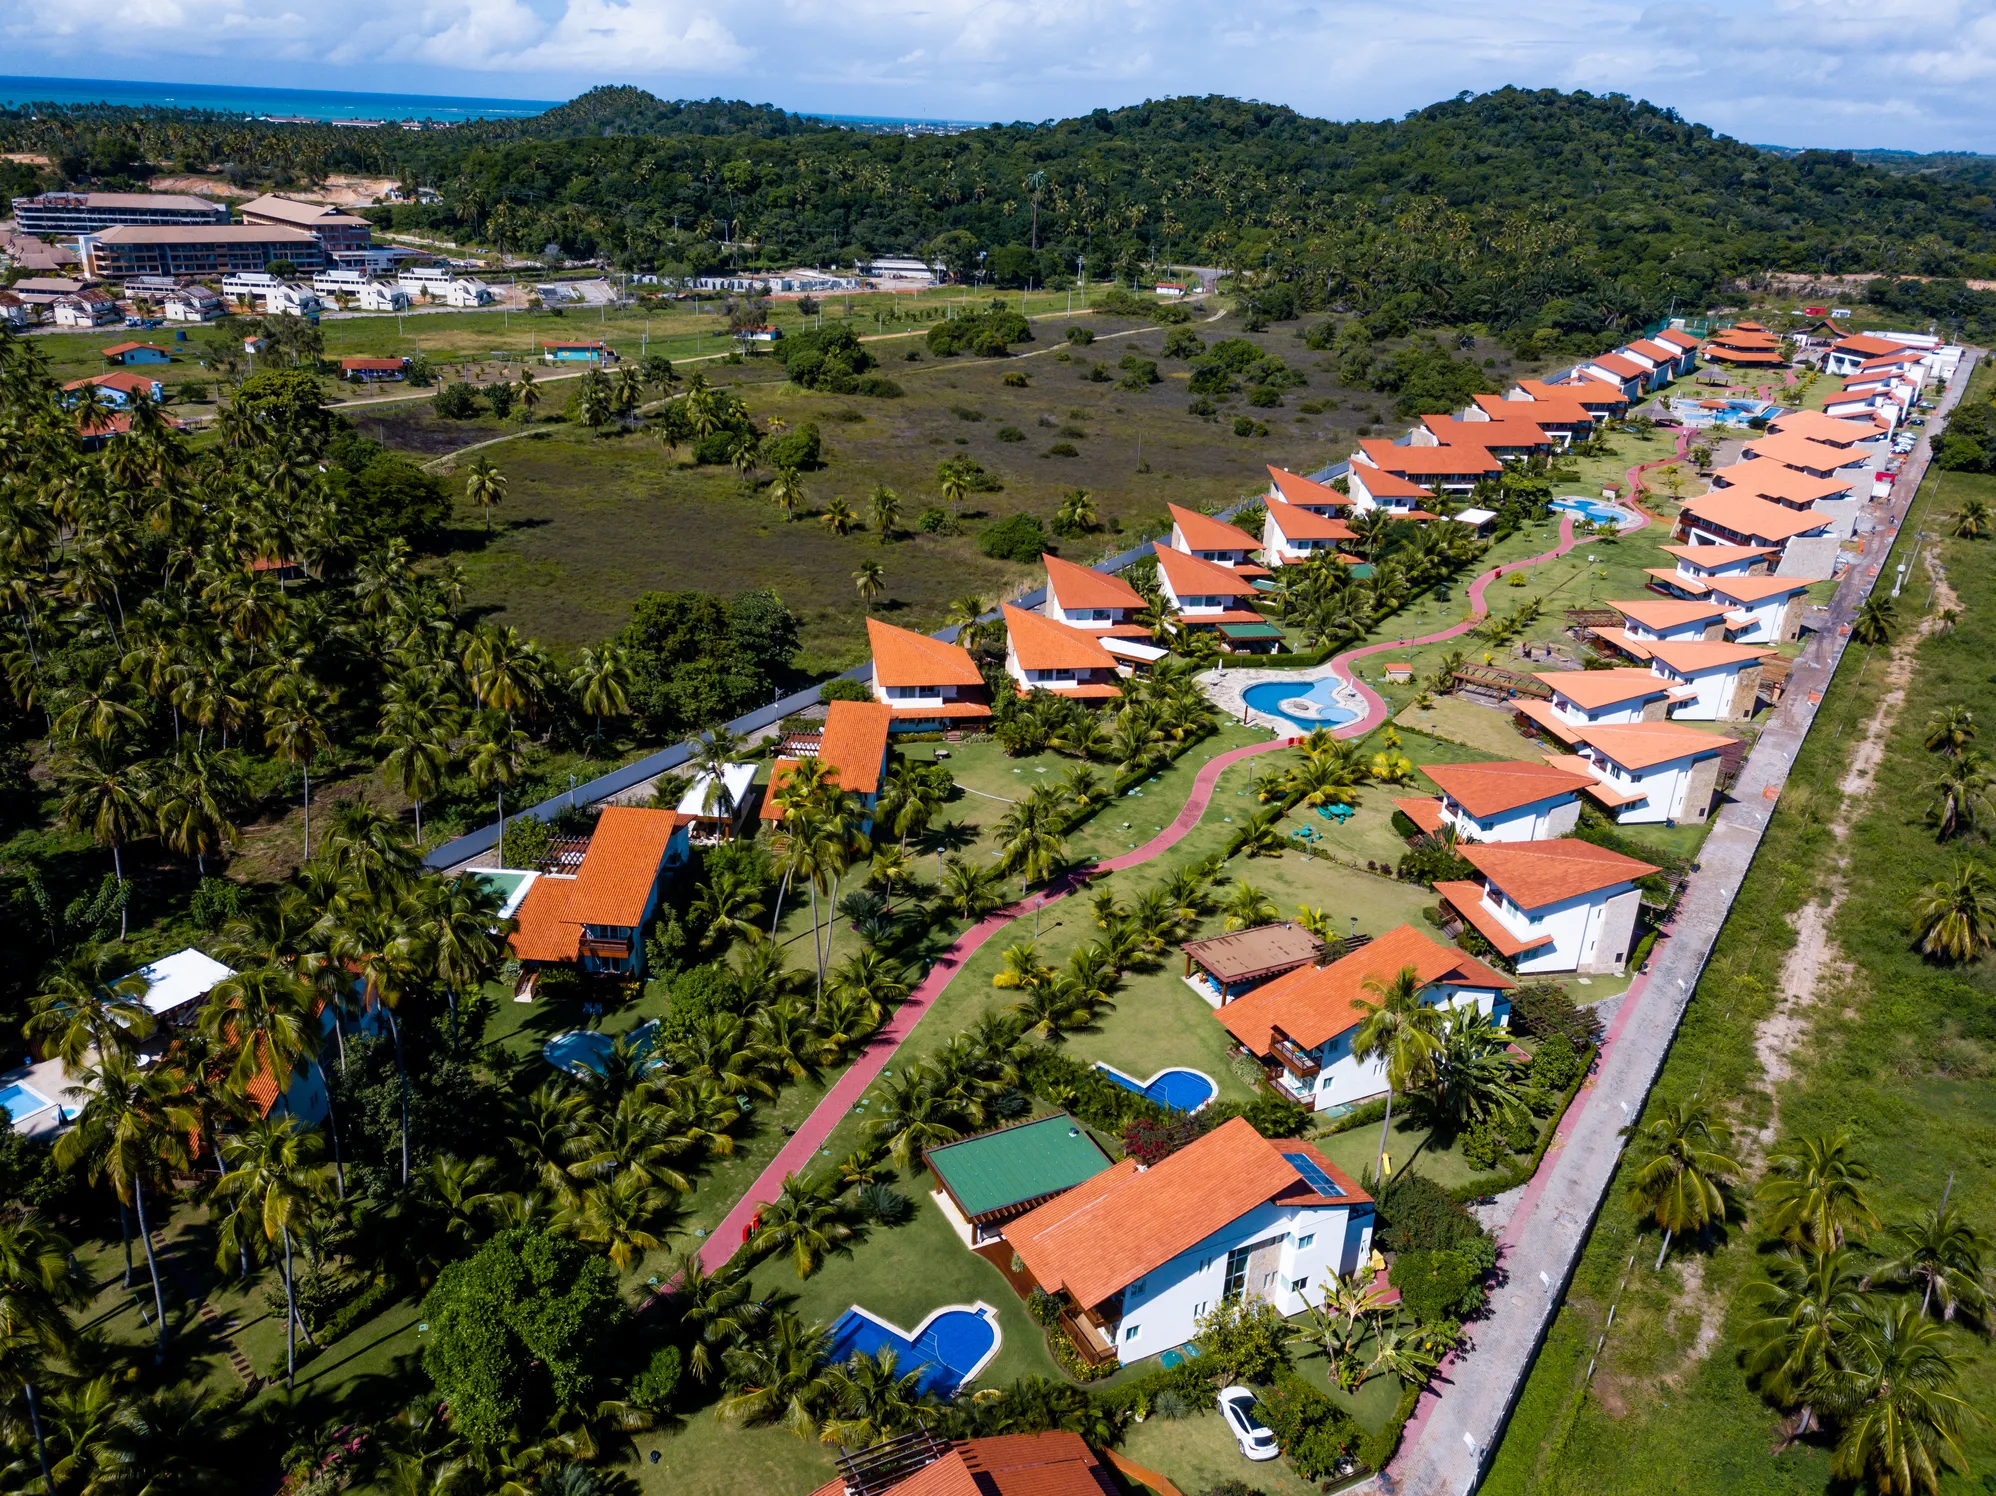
1270,1034,1320,1078
578,936,633,961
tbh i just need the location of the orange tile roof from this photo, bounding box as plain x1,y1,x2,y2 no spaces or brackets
1042,552,1145,612
1832,333,1908,358
1356,440,1503,477
567,807,679,928
1766,409,1877,447
1705,346,1786,365
849,1433,1120,1496
867,616,985,687
886,700,993,720
509,876,581,961
1266,464,1353,508
1168,503,1259,552
1712,459,1854,507
1740,431,1866,474
1626,339,1679,363
1003,603,1119,672
1572,721,1738,770
341,356,406,372
1705,572,1819,604
1215,923,1512,1056
1679,492,1833,544
1393,796,1448,834
1659,543,1776,568
1460,837,1659,909
759,758,802,823
1006,1118,1366,1311
817,698,893,795
100,341,167,357
1645,566,1710,595
64,370,160,395
1419,414,1552,449
1609,596,1729,631
1151,542,1260,597
1472,392,1595,426
1512,698,1583,745
1533,378,1627,409
1653,328,1701,351
1644,639,1770,673
1536,668,1672,709
1420,759,1596,817
1349,465,1442,500
1432,881,1555,956
1588,352,1647,380
1265,496,1357,542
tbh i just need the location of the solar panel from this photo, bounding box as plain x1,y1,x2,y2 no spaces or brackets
1282,1152,1344,1198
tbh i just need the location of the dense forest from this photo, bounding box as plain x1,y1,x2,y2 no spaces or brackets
9,88,1996,346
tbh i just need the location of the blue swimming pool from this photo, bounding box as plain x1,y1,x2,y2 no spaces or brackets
0,1083,53,1124
1096,1063,1218,1113
1551,497,1628,525
543,1020,658,1076
1243,678,1359,734
824,1305,1000,1397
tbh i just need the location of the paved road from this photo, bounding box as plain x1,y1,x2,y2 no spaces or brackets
1381,357,1976,1496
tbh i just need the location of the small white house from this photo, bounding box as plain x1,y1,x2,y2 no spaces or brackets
1436,838,1657,976
53,292,119,327
1265,465,1354,516
1041,554,1151,637
1150,543,1263,626
1559,722,1738,825
1218,924,1513,1110
1006,1118,1376,1367
1002,604,1122,703
1261,497,1357,566
1645,640,1768,721
1532,668,1679,729
1611,596,1730,643
313,270,410,310
125,948,235,1023
866,616,993,728
1395,759,1594,843
162,287,223,322
1707,573,1820,644
1167,504,1265,572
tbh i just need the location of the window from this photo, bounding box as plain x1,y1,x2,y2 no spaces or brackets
1223,1244,1252,1301
1291,1277,1308,1293
1297,1234,1315,1250
1193,1301,1208,1318
1124,1325,1139,1342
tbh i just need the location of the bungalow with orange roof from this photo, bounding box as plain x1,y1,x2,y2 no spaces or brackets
806,1432,1120,1496
1708,458,1853,510
1470,392,1592,442
1530,668,1679,731
100,341,171,365
1264,465,1353,515
1642,639,1769,720
1557,721,1738,824
1343,463,1443,514
1392,759,1595,844
62,369,165,407
1415,413,1555,458
1824,333,1915,376
1625,337,1690,380
1166,504,1267,575
1216,923,1513,1110
1766,409,1881,448
1705,571,1820,644
1736,431,1869,481
1608,596,1731,644
1653,327,1702,362
1823,389,1900,429
866,616,992,728
1435,839,1658,976
1003,1116,1377,1365
1352,439,1501,497
1002,604,1123,702
1150,544,1273,649
760,698,894,829
1676,491,1833,552
1657,542,1776,585
1261,496,1357,567
505,806,691,983
1041,553,1149,637
1577,351,1654,400
1519,378,1628,420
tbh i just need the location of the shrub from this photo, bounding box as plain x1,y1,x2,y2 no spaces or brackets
764,423,823,471
1246,385,1281,408
819,678,872,703
1375,1172,1484,1255
979,512,1051,562
1065,326,1095,346
929,307,1032,356
1389,1249,1485,1325
692,431,736,465
1187,362,1235,395
1002,370,1031,388
1397,833,1475,887
189,877,243,930
951,405,985,421
1199,1091,1311,1140
1231,417,1268,438
1254,1377,1361,1480
1046,442,1080,457
779,324,876,392
1020,1047,1169,1132
1193,1298,1289,1385
1507,982,1603,1047
996,425,1026,442
917,506,962,535
1462,1126,1501,1170
1083,364,1111,384
1116,354,1160,388
500,816,552,869
433,382,481,419
628,1345,682,1411
939,455,1003,492
1162,326,1206,359
483,381,514,418
1529,1031,1584,1093
1027,1287,1064,1326
1123,1114,1204,1165
857,1182,914,1224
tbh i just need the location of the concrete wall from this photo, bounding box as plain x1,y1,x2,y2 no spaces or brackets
1681,754,1723,822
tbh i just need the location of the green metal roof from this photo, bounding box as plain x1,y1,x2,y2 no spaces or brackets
1218,621,1285,640
925,1113,1112,1221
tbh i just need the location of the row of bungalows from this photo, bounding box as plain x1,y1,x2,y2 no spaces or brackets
1573,326,1702,396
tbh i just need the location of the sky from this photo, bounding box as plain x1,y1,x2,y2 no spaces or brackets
5,0,1996,152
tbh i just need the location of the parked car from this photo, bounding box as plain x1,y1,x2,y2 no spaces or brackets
1910,417,1927,428
1219,1386,1280,1462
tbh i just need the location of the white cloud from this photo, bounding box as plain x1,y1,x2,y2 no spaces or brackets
8,0,1996,147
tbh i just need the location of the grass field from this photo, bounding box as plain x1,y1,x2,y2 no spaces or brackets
1484,438,1996,1494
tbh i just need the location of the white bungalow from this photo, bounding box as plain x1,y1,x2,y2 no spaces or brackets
1150,543,1264,629
1391,759,1594,843
1556,722,1738,825
1265,465,1354,516
1644,640,1768,721
1436,839,1657,976
1167,504,1267,575
1706,573,1820,645
1261,497,1357,566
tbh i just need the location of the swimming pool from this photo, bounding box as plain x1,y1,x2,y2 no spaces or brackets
1242,677,1360,734
468,869,536,920
823,1303,1001,1398
1551,497,1631,526
0,1083,54,1125
1096,1063,1218,1113
543,1020,659,1076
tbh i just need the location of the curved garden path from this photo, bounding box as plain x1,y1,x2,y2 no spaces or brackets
698,432,1686,1271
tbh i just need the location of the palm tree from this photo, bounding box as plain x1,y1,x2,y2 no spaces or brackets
377,696,453,843
993,789,1067,888
1351,965,1443,1180
1742,1244,1869,1437
1822,1302,1978,1496
461,457,507,534
867,1064,973,1170
869,485,901,543
767,466,805,522
753,1173,855,1278
822,495,858,537
1925,752,1992,840
1923,704,1977,757
568,645,632,748
214,1117,333,1386
1877,1205,1991,1323
692,726,745,840
670,1251,758,1386
576,370,613,430
1010,973,1102,1039
1757,1131,1879,1250
28,955,152,1073
52,738,153,939
155,741,242,874
572,1172,675,1271
514,368,542,426
717,1311,831,1436
942,594,992,654
818,1348,934,1447
853,560,885,605
1623,1096,1741,1267
1950,495,1990,539
1054,488,1098,535
0,1213,88,1495
263,678,331,862
1423,1003,1531,1134
1912,858,1996,962
53,1051,198,1353
1853,594,1896,646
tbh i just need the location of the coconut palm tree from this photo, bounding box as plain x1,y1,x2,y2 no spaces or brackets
853,560,885,604
377,693,454,843
263,678,331,862
155,741,242,875
1925,752,1992,840
568,644,632,749
0,1212,88,1495
1742,1244,1869,1438
214,1117,333,1386
1912,858,1996,962
513,368,542,426
1010,972,1102,1039
717,1311,832,1436
28,955,152,1073
52,738,153,939
1950,495,1990,539
1054,488,1098,535
1923,704,1977,758
691,726,745,841
869,485,901,543
462,458,507,534
1821,1301,1978,1496
1877,1205,1992,1324
197,964,315,1120
1853,594,1897,646
1624,1096,1741,1268
867,1064,973,1170
670,1251,759,1386
1423,1002,1531,1134
1352,965,1444,1180
821,495,858,537
818,1348,936,1448
767,465,805,522
753,1172,855,1279
53,1051,198,1353
1757,1131,1879,1251
1220,881,1278,931
938,855,1003,919
942,595,993,653
993,788,1068,888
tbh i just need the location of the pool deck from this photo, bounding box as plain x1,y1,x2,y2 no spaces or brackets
0,1056,75,1138
1203,661,1366,737
830,1300,1004,1394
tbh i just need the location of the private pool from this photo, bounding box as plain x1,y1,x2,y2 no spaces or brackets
1095,1063,1218,1113
1242,677,1360,734
467,869,537,921
1551,496,1634,527
544,1020,659,1077
0,1082,54,1125
823,1303,1001,1398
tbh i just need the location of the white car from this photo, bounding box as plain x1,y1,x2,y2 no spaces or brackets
1218,1385,1280,1462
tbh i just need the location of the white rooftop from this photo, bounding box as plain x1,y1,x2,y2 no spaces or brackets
677,763,759,819
1451,507,1498,525
1101,637,1169,663
131,948,234,1016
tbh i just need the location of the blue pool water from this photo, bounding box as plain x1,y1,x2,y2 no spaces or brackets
1243,678,1359,733
0,1083,53,1124
543,1020,658,1076
1551,497,1627,525
824,1306,998,1397
1097,1064,1218,1113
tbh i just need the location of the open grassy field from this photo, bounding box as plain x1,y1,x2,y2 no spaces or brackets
1484,444,1996,1494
